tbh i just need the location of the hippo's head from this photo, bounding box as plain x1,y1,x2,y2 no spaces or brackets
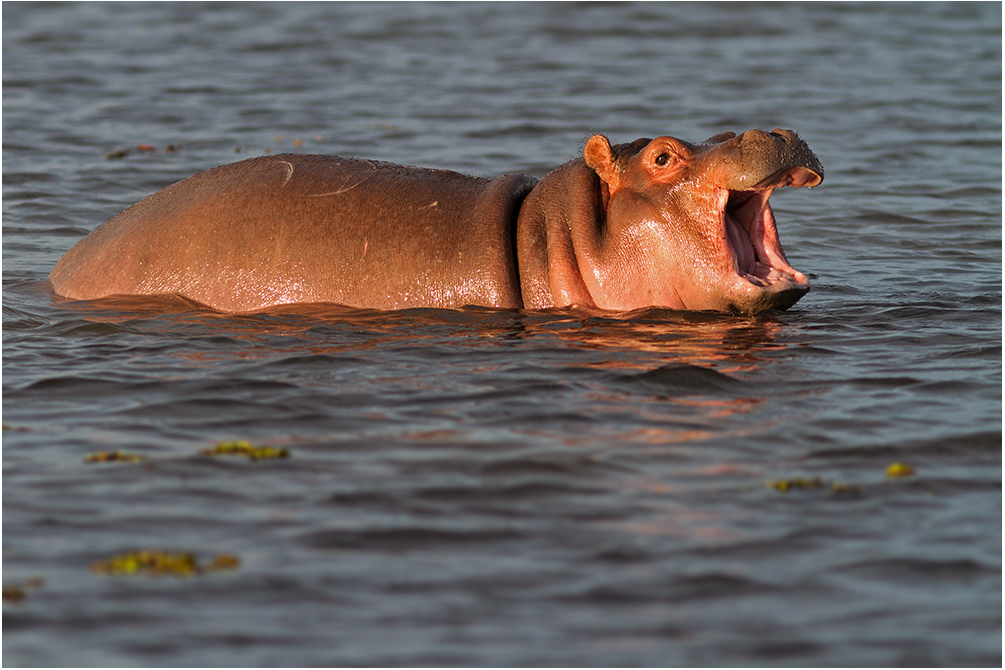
581,129,823,314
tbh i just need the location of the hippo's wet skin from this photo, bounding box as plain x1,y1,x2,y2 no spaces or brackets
50,129,823,314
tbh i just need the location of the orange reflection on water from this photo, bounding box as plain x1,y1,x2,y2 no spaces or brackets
611,503,750,543
55,292,800,381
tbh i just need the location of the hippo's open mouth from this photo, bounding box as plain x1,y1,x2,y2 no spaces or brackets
720,166,819,291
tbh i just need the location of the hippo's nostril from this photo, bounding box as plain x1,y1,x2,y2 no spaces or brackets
769,128,797,141
768,131,792,145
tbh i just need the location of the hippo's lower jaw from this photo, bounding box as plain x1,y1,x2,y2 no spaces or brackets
717,169,814,313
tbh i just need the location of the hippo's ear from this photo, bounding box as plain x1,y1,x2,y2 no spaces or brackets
584,134,620,190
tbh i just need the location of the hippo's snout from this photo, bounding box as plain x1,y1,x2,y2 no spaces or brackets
715,128,824,191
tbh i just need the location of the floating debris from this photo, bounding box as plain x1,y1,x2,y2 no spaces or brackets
830,481,862,495
886,462,916,478
107,144,178,158
199,440,289,461
207,554,241,571
768,475,864,495
3,577,45,603
3,585,25,602
768,476,823,493
85,450,148,463
91,550,240,577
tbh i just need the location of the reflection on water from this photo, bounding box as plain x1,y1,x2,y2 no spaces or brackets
53,291,796,375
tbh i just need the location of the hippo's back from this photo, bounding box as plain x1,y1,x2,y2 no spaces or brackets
49,154,537,312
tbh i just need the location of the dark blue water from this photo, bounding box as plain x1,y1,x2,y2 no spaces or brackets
3,2,1001,666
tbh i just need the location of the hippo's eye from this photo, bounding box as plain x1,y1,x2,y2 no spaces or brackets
655,153,671,167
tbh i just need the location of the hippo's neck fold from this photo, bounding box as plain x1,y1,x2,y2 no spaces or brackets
515,159,601,309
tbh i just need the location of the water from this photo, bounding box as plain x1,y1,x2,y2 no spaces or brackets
3,2,1001,666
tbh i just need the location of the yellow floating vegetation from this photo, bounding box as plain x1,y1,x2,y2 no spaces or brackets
200,440,290,461
886,462,916,478
85,450,148,463
91,550,240,577
91,550,198,577
768,476,823,493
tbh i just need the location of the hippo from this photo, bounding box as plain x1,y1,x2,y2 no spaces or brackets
49,129,823,314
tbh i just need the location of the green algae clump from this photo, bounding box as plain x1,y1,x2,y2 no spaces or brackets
91,550,240,577
91,550,199,577
199,440,289,461
768,476,823,493
768,476,863,496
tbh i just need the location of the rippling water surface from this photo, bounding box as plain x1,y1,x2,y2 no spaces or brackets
3,2,1001,666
